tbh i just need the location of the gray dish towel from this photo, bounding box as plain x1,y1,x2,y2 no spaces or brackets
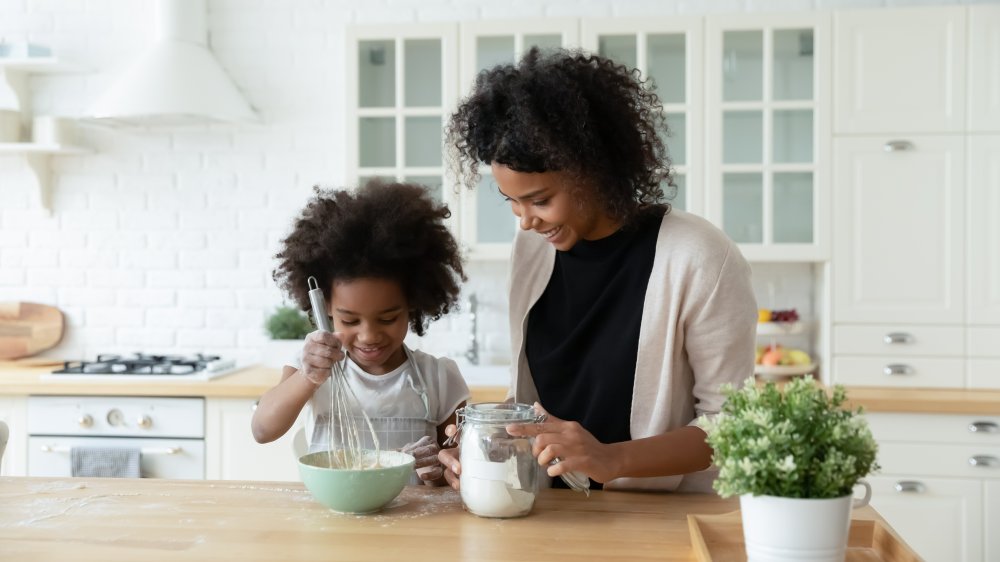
70,446,141,478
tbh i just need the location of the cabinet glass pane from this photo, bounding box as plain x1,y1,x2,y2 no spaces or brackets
773,109,813,163
359,40,395,108
359,117,395,167
722,30,763,102
525,34,562,51
359,175,395,187
477,36,515,72
404,175,443,203
404,39,441,107
773,29,813,101
723,110,763,164
477,173,516,244
404,116,442,167
723,172,763,244
665,112,686,166
598,35,637,69
648,34,685,103
664,174,686,212
773,172,813,244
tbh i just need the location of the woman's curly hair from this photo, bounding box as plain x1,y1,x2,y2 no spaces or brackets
447,47,674,225
272,180,466,337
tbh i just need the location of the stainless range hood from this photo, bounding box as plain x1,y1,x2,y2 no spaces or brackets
86,0,257,127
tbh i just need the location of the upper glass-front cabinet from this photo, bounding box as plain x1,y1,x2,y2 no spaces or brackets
458,20,580,260
581,17,703,217
346,25,458,209
706,14,830,261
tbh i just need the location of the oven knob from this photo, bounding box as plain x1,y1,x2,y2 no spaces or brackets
77,414,93,428
137,415,153,429
106,409,124,427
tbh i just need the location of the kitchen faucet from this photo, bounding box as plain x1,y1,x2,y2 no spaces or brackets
465,293,479,366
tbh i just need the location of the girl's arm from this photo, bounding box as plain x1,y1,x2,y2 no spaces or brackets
250,365,317,443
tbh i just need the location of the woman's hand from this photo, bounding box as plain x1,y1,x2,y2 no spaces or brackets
400,436,444,485
437,424,461,490
300,330,346,386
505,403,623,484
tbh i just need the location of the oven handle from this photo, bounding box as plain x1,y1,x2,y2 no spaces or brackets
40,445,183,455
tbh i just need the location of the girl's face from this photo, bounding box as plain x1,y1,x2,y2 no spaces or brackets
328,277,409,375
491,163,620,252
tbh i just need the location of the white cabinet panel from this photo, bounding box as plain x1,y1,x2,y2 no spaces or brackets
987,480,1000,562
205,398,300,482
833,356,963,388
833,325,964,356
0,397,27,476
877,442,1000,479
866,412,1000,445
868,475,981,562
832,136,965,323
968,135,1000,324
968,6,1000,131
968,359,1000,390
834,7,966,133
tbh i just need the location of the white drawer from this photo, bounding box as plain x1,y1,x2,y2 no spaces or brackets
834,325,964,356
877,442,1000,479
968,327,1000,357
968,359,1000,389
866,413,1000,444
833,356,963,388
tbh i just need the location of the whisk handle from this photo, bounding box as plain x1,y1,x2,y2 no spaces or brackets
307,276,332,332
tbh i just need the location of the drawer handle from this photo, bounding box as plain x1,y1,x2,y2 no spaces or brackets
251,400,259,412
883,364,914,376
883,332,914,345
894,481,925,493
883,140,914,152
40,444,182,455
969,455,999,468
969,421,999,434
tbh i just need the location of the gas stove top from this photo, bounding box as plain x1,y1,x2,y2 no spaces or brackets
44,353,240,381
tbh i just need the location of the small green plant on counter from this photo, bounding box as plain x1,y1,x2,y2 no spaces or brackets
264,306,313,340
701,375,879,499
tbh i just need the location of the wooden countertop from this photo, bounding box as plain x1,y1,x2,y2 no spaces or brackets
0,476,897,562
1,359,998,413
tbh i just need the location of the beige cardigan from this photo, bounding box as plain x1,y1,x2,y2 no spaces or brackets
506,210,757,492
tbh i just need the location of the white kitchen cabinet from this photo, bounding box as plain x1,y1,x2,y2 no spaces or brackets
0,58,89,215
832,135,965,324
968,5,1000,132
0,396,27,476
457,20,580,260
705,13,831,261
205,398,301,482
580,16,703,217
834,7,966,134
987,480,1000,562
866,412,1000,561
968,135,1000,325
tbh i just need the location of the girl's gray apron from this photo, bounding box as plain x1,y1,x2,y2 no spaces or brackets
308,346,436,485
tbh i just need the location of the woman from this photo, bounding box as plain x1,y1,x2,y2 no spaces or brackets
441,47,756,493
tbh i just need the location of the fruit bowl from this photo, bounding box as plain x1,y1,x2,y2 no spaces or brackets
756,321,806,336
298,449,415,514
754,363,817,380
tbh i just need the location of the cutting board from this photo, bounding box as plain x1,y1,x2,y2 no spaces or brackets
0,302,64,360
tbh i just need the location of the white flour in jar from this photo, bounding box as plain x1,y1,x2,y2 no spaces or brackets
460,442,535,517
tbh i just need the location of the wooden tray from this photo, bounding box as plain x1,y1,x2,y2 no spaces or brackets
688,511,921,562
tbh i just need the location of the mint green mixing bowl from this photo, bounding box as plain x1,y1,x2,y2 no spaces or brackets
298,449,415,514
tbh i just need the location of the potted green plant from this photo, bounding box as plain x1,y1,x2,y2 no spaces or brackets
701,376,880,562
262,305,313,368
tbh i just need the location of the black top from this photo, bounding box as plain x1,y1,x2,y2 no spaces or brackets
526,208,665,489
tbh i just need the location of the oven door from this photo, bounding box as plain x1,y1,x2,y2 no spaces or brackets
28,436,205,479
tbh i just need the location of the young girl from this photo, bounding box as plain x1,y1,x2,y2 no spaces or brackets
251,180,470,485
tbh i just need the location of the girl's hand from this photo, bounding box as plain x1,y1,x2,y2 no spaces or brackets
505,403,622,484
300,330,346,386
437,424,461,490
400,436,443,485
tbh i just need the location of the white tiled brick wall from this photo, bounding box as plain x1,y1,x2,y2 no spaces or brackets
0,0,971,365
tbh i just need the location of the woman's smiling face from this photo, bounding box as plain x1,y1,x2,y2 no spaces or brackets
491,163,620,252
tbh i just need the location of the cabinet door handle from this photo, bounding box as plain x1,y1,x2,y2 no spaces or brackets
969,455,999,468
883,364,914,376
251,400,259,412
969,421,999,434
894,481,925,493
883,332,914,345
883,140,914,152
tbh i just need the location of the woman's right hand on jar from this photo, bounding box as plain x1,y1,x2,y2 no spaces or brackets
300,330,346,386
438,424,461,490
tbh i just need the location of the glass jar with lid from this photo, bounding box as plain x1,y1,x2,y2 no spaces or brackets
453,402,542,518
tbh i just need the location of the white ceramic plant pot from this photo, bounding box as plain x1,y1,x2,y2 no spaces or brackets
262,338,303,369
739,481,872,562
